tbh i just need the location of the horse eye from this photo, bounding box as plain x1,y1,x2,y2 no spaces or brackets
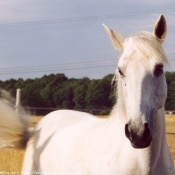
154,64,163,77
118,68,125,77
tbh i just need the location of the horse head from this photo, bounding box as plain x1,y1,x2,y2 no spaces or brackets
103,15,168,149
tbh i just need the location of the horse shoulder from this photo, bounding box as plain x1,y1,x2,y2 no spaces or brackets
32,110,111,172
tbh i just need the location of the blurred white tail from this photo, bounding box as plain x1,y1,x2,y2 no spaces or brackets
0,100,31,149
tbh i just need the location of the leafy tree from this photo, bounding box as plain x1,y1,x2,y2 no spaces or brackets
85,79,102,109
73,77,90,109
53,80,77,109
1,79,17,96
40,74,68,107
40,83,54,107
0,72,174,115
165,72,175,110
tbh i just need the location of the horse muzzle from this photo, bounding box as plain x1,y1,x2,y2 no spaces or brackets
125,123,152,149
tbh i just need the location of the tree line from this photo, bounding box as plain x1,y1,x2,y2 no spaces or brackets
0,72,174,115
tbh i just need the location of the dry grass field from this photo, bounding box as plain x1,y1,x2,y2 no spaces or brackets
0,115,175,173
165,114,175,163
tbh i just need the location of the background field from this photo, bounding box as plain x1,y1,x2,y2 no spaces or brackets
0,114,175,172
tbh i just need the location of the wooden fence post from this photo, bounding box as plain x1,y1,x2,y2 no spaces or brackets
15,89,22,114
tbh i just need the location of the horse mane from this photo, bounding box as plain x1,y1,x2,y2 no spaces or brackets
110,31,168,121
110,75,127,122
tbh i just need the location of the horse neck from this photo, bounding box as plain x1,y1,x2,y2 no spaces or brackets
152,107,166,142
150,107,168,165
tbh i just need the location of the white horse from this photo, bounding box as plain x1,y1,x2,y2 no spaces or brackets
0,14,174,175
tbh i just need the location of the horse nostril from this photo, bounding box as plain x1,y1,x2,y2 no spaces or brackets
125,124,130,140
143,123,151,139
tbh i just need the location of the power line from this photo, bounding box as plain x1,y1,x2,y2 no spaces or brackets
0,59,117,71
0,8,174,27
0,53,174,76
0,64,116,75
0,53,174,71
0,59,118,75
0,53,175,75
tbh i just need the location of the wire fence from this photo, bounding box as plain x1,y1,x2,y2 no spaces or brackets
14,105,175,116
15,106,111,116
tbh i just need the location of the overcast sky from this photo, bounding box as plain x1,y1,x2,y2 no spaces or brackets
0,0,174,81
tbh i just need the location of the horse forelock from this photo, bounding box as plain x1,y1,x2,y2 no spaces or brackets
131,31,168,66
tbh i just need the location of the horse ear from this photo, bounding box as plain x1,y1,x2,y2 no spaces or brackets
102,24,125,50
153,14,167,42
